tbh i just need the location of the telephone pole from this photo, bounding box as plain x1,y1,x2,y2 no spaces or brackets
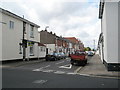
93,39,95,50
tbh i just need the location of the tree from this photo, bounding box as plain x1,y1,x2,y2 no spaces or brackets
84,47,91,51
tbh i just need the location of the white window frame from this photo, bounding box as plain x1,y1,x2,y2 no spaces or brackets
30,25,34,38
29,42,34,56
9,21,14,29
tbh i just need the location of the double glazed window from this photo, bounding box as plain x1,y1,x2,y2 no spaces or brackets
30,25,34,38
29,42,34,56
40,47,46,52
9,21,14,29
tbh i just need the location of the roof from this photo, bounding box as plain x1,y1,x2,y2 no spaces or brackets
0,8,40,28
38,43,46,47
64,37,79,44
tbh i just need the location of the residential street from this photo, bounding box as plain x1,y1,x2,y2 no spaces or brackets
2,56,119,88
1,0,120,89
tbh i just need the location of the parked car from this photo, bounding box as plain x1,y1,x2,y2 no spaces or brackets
45,53,61,61
70,51,87,66
87,51,94,56
59,52,66,59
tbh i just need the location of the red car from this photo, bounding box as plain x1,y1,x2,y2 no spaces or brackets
70,51,87,66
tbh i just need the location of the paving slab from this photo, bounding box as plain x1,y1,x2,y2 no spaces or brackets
0,59,45,68
78,54,120,78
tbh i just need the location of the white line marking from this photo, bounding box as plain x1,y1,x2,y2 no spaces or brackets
54,71,65,74
59,64,72,69
33,80,47,84
55,61,65,65
74,67,83,73
32,65,50,71
77,73,91,76
67,72,76,75
42,70,54,73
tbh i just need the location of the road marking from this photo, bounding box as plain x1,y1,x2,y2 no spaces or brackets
77,73,91,76
55,61,65,65
42,70,54,73
59,64,72,69
54,71,65,74
74,67,83,73
67,72,76,75
32,65,50,71
33,80,47,84
33,69,42,71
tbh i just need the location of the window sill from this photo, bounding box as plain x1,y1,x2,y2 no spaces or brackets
30,36,34,38
30,54,34,56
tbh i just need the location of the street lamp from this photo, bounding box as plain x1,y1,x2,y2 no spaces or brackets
93,39,95,50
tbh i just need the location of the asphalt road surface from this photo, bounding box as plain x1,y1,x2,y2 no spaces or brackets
2,57,119,88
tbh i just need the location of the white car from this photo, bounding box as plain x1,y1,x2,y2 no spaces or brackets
87,51,94,56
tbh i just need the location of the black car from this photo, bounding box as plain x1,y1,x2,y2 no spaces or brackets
45,53,61,61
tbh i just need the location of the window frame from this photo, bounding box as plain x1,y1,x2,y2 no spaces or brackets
9,21,14,29
30,25,34,38
29,42,34,56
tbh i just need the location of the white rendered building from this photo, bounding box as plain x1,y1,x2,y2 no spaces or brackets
98,0,120,71
0,8,46,61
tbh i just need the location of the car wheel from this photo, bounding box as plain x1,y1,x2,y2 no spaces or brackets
71,59,74,65
54,58,57,61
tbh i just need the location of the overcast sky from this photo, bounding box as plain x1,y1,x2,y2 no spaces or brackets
0,0,101,49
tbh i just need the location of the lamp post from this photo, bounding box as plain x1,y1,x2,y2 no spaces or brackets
93,39,95,50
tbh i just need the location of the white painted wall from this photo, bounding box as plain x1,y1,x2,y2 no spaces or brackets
24,23,40,59
102,2,119,63
38,46,46,58
2,13,23,61
1,11,40,61
102,3,107,63
24,23,39,42
0,11,2,61
119,2,120,61
45,44,55,54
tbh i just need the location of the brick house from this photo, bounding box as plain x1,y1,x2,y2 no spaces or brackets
40,30,71,55
64,37,84,52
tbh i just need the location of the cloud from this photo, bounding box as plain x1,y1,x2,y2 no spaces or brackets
0,0,101,49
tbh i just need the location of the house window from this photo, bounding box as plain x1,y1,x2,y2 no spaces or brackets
30,25,34,38
40,47,45,52
44,47,46,52
9,21,14,29
19,43,22,54
29,42,34,56
23,22,26,34
40,47,43,52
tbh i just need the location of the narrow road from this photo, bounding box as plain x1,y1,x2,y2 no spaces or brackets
2,57,119,88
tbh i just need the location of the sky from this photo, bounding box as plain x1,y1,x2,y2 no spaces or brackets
0,0,101,49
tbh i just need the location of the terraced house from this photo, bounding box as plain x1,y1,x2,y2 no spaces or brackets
0,8,45,61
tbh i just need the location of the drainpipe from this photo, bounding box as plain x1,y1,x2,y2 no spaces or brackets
23,22,26,61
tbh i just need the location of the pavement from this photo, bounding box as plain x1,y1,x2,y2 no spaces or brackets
0,59,45,68
77,54,120,79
